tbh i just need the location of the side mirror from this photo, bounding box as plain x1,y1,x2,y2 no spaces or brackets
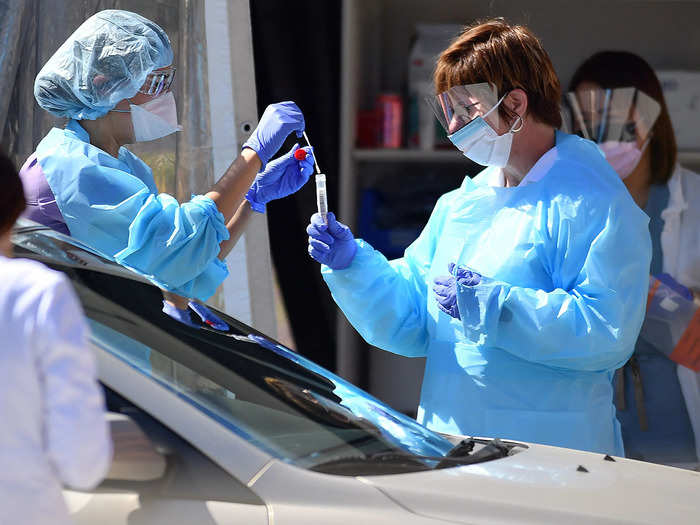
105,412,167,482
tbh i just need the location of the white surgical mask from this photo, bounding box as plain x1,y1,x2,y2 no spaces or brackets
448,95,522,168
129,91,182,142
599,139,649,180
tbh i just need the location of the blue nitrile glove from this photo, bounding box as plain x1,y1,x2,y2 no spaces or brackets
248,334,283,352
655,273,693,301
432,263,482,319
307,212,357,270
245,144,315,213
188,301,229,331
242,101,305,169
162,300,200,329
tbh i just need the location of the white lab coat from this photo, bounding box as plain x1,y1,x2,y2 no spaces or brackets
0,256,111,525
660,164,700,465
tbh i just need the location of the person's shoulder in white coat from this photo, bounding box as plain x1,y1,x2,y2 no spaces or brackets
661,164,700,289
657,164,700,469
0,255,112,525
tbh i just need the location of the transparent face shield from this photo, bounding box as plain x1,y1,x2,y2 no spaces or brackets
563,87,661,147
426,82,502,136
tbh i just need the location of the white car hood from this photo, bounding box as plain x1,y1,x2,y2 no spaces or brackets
359,443,700,524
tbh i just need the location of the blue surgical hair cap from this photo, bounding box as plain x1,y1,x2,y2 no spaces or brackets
34,9,173,120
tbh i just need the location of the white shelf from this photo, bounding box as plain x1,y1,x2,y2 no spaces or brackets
354,149,700,165
679,150,700,164
353,148,465,162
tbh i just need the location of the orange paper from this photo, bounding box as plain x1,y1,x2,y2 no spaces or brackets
646,277,661,312
670,308,700,372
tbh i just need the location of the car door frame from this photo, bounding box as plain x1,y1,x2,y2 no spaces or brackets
63,346,272,525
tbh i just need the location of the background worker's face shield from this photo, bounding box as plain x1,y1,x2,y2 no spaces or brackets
563,87,661,147
426,83,502,136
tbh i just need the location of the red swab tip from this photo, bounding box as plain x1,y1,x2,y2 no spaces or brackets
294,149,307,160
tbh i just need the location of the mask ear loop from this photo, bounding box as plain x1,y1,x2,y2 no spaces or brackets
487,91,524,134
482,92,508,120
108,97,139,114
510,114,524,133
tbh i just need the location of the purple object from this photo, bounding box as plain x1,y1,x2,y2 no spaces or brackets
188,301,229,331
432,274,461,319
655,273,693,301
432,263,483,320
161,300,200,329
449,262,482,287
18,153,70,235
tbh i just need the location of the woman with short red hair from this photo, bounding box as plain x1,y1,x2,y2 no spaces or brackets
307,20,651,455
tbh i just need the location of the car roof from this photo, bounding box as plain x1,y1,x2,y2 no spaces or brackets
12,219,156,284
11,218,289,345
11,221,322,388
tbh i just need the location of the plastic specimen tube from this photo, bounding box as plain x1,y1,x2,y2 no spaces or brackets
303,131,328,224
315,173,328,224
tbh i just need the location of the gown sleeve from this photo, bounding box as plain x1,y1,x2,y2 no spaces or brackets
456,194,652,372
321,196,449,358
50,151,229,301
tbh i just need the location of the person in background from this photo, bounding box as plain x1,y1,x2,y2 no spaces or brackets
0,151,111,525
571,51,700,469
21,9,314,329
306,20,650,455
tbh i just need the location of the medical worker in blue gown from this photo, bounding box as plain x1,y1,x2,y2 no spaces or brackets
22,10,314,328
570,51,700,468
307,20,652,454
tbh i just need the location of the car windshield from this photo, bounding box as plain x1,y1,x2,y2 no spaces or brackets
12,225,454,472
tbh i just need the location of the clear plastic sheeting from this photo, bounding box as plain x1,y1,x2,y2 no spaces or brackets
426,82,501,135
0,0,211,201
0,1,28,137
564,87,661,145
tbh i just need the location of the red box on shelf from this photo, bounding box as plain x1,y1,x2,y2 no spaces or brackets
376,93,403,148
356,109,379,148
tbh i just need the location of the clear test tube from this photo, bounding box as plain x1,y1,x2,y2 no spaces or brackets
315,173,328,224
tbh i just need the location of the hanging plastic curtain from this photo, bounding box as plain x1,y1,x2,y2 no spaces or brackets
0,1,28,141
0,0,211,202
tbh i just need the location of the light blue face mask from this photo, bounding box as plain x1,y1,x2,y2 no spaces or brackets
448,94,523,168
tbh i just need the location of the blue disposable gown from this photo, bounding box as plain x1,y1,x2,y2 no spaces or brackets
323,131,651,455
34,120,229,300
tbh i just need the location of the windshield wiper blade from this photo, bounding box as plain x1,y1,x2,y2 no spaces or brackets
369,439,511,469
435,438,510,469
311,438,514,473
444,436,527,458
444,438,476,458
